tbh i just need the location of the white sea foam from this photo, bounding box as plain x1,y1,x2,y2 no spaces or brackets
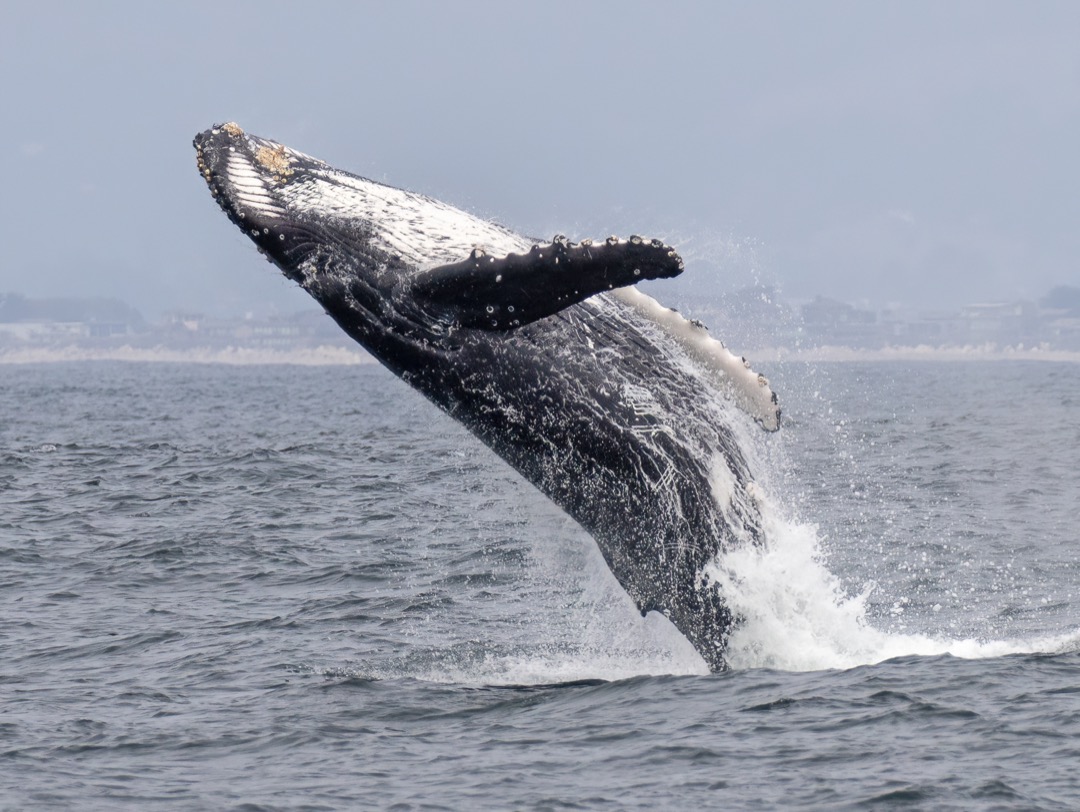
709,499,1080,672
398,640,705,686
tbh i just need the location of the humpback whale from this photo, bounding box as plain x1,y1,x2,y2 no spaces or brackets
194,123,780,671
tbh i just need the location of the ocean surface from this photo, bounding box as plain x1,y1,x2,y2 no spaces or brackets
2,359,1078,810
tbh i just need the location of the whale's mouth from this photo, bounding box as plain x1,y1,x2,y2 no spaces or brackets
194,123,324,282
194,122,292,226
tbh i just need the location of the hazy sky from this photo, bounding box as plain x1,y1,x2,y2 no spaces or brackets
3,1,1078,318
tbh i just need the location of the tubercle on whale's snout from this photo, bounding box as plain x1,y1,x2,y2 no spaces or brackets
193,123,242,198
193,123,317,284
193,122,243,161
194,123,302,210
195,123,302,184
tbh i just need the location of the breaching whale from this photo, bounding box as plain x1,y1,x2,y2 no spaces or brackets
194,122,780,671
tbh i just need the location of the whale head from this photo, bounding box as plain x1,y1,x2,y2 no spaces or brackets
194,122,390,296
193,123,530,302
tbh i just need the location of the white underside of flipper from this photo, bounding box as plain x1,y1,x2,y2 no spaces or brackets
612,287,780,431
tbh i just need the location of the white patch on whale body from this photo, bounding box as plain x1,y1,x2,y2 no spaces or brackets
707,452,759,546
277,165,531,268
709,453,737,512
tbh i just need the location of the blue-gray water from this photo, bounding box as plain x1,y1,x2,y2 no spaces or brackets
2,360,1079,810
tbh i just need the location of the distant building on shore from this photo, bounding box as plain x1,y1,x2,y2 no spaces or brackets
668,284,1080,352
0,293,143,345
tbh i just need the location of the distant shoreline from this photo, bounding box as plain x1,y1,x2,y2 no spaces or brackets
0,345,376,366
750,344,1080,363
2,342,1079,366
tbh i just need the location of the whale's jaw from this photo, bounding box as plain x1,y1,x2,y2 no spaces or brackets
194,123,335,288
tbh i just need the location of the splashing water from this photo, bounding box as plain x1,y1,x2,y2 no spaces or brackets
707,497,1080,672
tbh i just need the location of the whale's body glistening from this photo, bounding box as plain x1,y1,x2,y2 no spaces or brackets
194,123,780,670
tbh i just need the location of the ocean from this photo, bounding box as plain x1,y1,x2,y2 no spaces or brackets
2,359,1078,810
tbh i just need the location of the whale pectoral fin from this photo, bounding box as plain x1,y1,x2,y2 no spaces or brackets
409,235,684,330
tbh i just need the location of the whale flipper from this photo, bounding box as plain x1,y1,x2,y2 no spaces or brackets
409,235,684,330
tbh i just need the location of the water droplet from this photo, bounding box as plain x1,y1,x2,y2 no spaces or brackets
279,234,285,241
495,274,503,283
486,305,495,314
508,305,515,313
633,268,641,276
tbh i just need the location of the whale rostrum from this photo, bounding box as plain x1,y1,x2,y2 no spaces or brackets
194,122,780,671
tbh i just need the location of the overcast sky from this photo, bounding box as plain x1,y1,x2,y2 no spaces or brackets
3,1,1078,318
